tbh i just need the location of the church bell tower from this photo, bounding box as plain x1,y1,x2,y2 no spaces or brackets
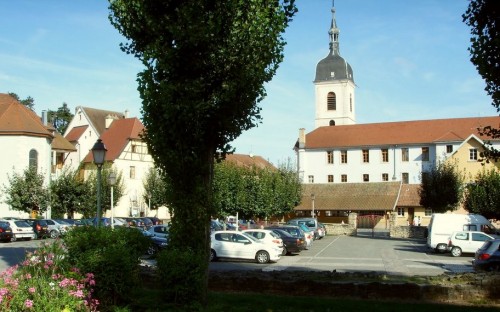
314,1,356,128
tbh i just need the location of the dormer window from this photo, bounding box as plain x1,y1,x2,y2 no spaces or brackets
327,92,336,110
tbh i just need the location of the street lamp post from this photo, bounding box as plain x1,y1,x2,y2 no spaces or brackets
147,192,151,218
108,172,117,229
91,139,107,227
311,193,315,218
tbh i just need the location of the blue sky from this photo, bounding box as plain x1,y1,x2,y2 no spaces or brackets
0,1,494,166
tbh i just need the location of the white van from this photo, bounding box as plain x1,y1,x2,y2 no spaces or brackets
426,213,498,253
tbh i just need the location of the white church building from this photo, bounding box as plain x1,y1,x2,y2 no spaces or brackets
293,3,500,227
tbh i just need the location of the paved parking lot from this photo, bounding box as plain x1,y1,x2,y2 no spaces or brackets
1,235,475,276
210,234,475,276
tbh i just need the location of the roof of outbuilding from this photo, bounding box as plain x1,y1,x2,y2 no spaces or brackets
0,93,53,138
52,132,77,152
303,116,500,149
224,154,275,170
296,182,402,212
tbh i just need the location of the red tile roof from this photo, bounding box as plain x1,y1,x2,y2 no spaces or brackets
65,125,88,143
83,118,145,163
52,132,77,152
0,93,52,138
81,107,125,136
296,182,402,211
224,154,275,170
304,116,500,149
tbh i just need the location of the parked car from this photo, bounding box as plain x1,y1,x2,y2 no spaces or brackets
318,222,327,237
287,218,321,240
44,219,71,238
211,220,225,232
266,225,311,249
23,219,50,239
268,228,306,255
210,230,282,264
0,221,13,242
447,231,497,257
242,229,284,254
473,239,500,272
138,217,154,229
146,236,168,255
1,219,35,242
61,219,84,227
148,217,163,225
146,225,169,239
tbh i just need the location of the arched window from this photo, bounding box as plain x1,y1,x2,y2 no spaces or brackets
327,92,336,110
329,120,335,126
29,149,38,171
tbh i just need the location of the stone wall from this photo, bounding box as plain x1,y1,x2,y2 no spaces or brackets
324,223,356,236
388,212,428,239
390,225,428,239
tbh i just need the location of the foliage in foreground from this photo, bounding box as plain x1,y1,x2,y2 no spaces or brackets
0,240,98,311
419,161,464,213
108,0,297,307
464,168,500,218
62,226,151,308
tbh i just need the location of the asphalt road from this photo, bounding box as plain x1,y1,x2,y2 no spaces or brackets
1,234,475,276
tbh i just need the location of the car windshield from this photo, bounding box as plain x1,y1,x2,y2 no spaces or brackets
14,221,31,227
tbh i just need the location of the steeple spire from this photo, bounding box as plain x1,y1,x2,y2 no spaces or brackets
329,0,340,55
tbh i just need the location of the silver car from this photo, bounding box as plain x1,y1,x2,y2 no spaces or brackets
146,224,169,239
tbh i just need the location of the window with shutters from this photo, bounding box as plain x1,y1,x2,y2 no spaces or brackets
327,92,336,110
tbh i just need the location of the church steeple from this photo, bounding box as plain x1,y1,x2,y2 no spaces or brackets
329,1,340,55
313,1,356,128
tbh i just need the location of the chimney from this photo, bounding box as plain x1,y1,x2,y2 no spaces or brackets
299,128,306,148
124,109,129,118
42,110,48,126
105,114,115,129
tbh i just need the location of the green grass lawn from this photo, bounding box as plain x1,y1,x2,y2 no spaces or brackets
122,290,500,312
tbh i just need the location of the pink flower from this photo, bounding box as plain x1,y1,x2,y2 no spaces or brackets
25,299,33,308
28,287,36,294
70,289,84,298
25,273,32,279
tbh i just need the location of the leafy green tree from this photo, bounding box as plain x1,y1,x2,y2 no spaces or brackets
142,167,168,212
108,0,296,306
49,168,92,219
48,102,74,134
463,168,500,219
419,161,464,213
463,1,500,161
8,92,35,111
3,166,50,216
85,165,125,218
213,160,301,220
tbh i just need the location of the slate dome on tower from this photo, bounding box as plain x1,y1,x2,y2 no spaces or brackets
315,53,354,82
314,2,354,83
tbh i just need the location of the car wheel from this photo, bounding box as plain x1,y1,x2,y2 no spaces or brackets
281,247,287,256
210,249,217,262
256,250,270,264
435,243,447,253
488,264,500,272
146,245,158,256
50,230,59,239
450,246,462,257
11,235,17,242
